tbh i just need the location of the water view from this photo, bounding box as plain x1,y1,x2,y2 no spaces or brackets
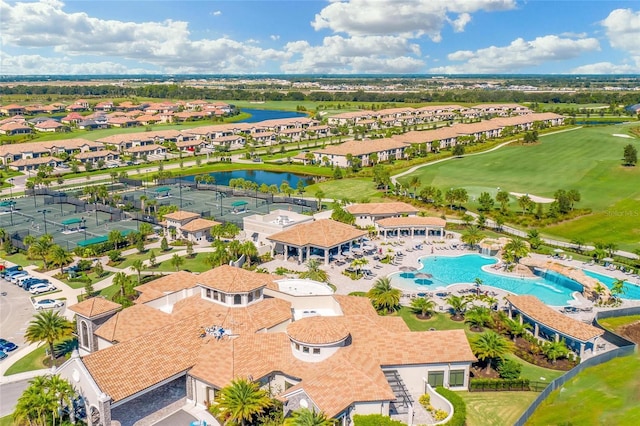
390,254,585,306
183,169,315,187
583,270,640,300
238,108,307,123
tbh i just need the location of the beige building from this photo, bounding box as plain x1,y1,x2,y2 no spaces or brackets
164,210,220,242
313,138,408,168
59,266,476,426
242,209,314,247
346,202,419,227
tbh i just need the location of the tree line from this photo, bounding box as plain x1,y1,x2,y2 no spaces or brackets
3,84,640,106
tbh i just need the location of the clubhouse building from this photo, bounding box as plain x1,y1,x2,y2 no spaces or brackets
59,266,475,425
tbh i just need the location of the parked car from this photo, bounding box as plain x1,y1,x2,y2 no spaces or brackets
33,299,64,310
29,283,57,294
0,265,22,279
10,271,29,284
22,278,49,290
4,269,25,281
0,339,18,352
0,351,7,360
15,275,32,287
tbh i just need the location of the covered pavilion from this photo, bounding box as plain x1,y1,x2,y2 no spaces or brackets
267,219,367,265
505,295,604,359
375,216,446,239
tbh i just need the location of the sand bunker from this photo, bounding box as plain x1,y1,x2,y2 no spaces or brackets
509,192,554,203
612,134,634,139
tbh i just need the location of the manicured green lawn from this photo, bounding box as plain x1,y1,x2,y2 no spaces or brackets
502,353,565,383
398,124,640,249
397,308,469,332
526,354,640,425
3,338,75,376
61,271,113,289
0,415,13,426
461,391,539,426
305,178,385,202
0,252,43,269
152,252,213,273
598,314,640,332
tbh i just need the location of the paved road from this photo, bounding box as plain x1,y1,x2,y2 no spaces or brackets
0,378,30,417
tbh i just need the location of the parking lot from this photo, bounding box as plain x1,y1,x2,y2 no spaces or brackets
0,278,39,354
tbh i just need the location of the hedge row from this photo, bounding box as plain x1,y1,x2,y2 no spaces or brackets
353,414,405,426
436,387,466,426
469,378,531,391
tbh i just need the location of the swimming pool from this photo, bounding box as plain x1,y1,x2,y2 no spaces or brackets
390,254,585,306
582,270,640,300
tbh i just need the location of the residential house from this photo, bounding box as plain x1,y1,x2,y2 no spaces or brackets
0,121,33,136
0,104,26,116
313,138,408,168
34,120,65,132
74,150,120,165
345,202,419,227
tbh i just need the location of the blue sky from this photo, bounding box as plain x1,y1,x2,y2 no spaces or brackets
1,0,639,75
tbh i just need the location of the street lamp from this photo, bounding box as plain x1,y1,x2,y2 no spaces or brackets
179,184,183,209
8,178,13,199
37,209,51,235
9,201,14,226
82,217,87,240
94,202,99,226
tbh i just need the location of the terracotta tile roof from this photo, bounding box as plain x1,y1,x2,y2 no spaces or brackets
376,216,446,228
346,202,419,216
314,138,407,157
0,138,100,156
332,295,376,316
196,265,280,293
135,271,201,304
94,304,172,343
69,297,121,318
126,144,165,153
180,218,221,232
287,317,350,345
267,219,367,249
506,295,603,342
74,150,118,160
8,157,59,167
164,210,201,221
82,314,207,402
392,127,460,143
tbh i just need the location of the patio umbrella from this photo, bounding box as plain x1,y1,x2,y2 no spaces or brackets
399,266,417,272
553,248,564,253
416,279,433,285
415,272,433,278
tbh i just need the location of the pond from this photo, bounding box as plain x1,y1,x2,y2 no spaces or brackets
182,169,315,187
238,108,307,123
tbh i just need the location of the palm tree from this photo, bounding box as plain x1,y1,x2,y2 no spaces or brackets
461,226,484,250
171,253,185,271
470,331,513,373
49,244,71,275
24,310,73,363
27,234,54,269
314,190,325,211
299,259,329,283
48,374,76,423
445,294,469,320
108,229,124,250
408,176,421,197
367,277,402,314
131,259,144,285
239,241,258,267
350,257,369,277
611,279,627,300
284,408,335,426
464,306,494,331
14,376,57,426
410,297,436,319
213,378,272,426
506,318,532,341
542,339,570,364
503,237,530,264
113,272,132,300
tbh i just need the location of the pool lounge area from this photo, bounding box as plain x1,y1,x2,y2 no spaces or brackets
390,254,589,306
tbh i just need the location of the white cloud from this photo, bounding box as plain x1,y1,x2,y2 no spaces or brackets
211,10,222,16
0,0,288,73
601,8,640,56
0,52,157,75
270,35,280,41
281,35,424,74
430,35,600,73
571,61,640,74
312,0,515,41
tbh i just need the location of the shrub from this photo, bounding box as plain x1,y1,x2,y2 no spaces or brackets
436,387,466,426
353,414,405,426
434,409,449,421
419,393,431,409
469,378,530,391
108,250,121,263
498,358,522,379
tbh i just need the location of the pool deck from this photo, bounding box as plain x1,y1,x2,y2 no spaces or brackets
260,233,640,315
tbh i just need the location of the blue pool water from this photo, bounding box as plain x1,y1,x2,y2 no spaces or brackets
583,270,640,300
238,108,307,123
390,254,585,306
182,169,315,187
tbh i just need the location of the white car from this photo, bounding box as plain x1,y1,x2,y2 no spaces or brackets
29,283,57,295
10,272,29,284
33,299,64,310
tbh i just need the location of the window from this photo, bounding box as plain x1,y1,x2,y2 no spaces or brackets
254,289,261,300
427,371,444,388
313,348,321,355
248,292,254,303
206,289,212,299
284,381,294,390
449,370,465,387
219,293,226,303
80,321,89,348
234,294,242,305
302,346,310,353
295,343,300,350
213,291,219,301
